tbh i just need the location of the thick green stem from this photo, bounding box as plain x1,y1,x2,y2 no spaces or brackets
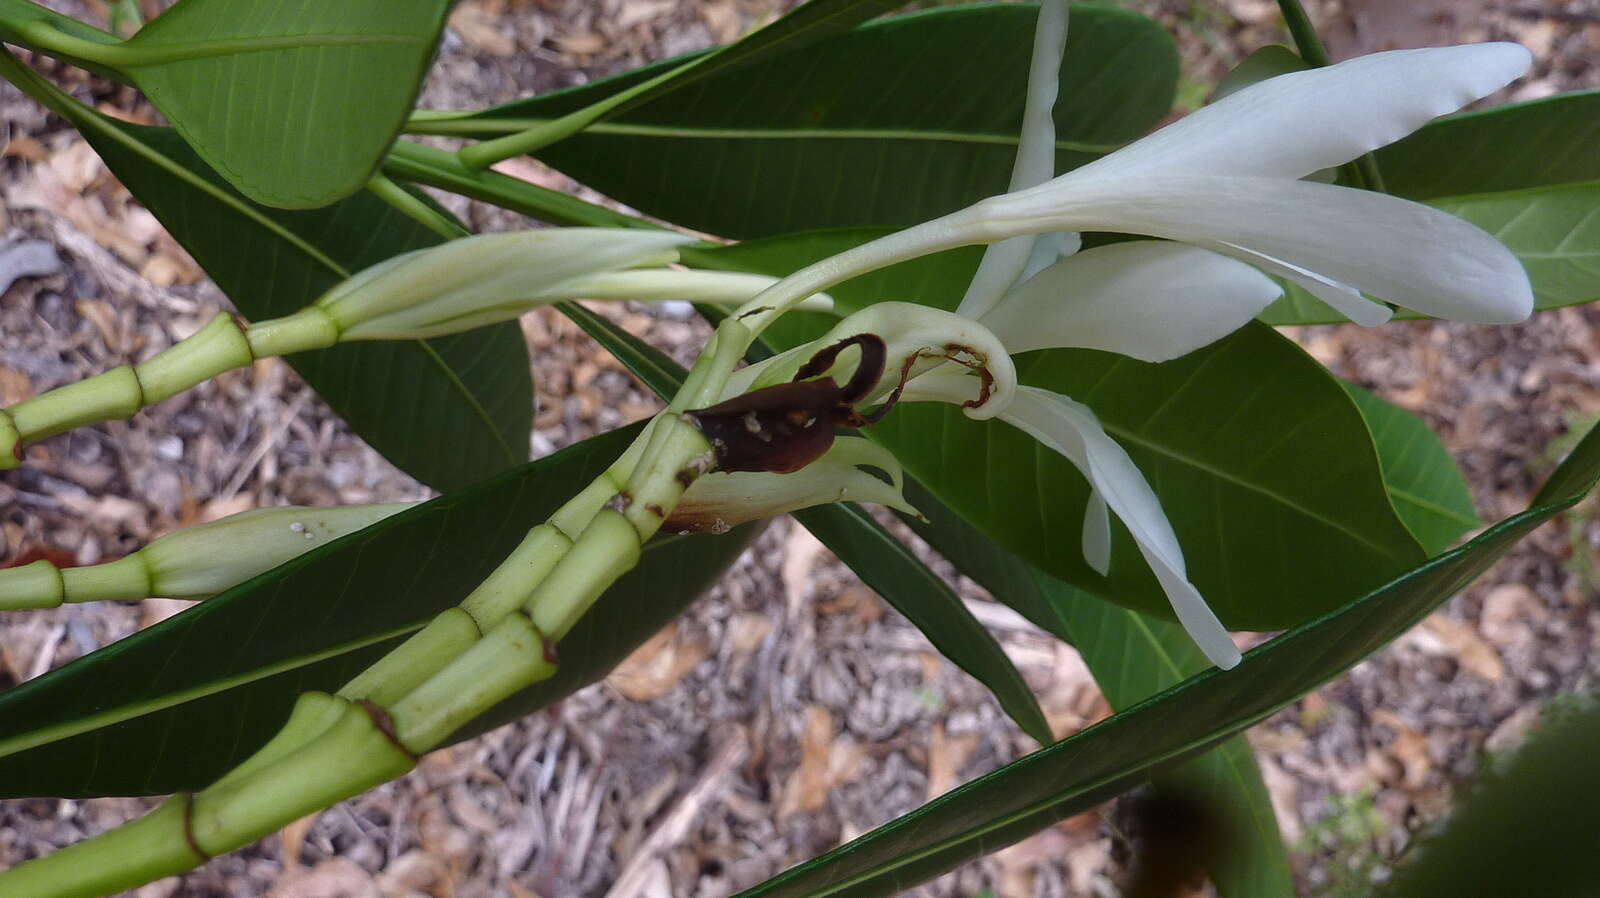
390,611,558,751
0,312,255,468
0,795,205,898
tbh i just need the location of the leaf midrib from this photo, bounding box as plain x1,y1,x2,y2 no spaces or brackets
0,623,417,761
415,118,1120,153
122,33,423,66
1100,421,1416,564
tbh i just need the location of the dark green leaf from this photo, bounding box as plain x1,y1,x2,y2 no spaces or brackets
1377,90,1600,200
435,4,1175,238
450,0,900,163
98,0,449,207
1261,181,1600,324
1342,382,1479,555
734,417,1600,898
0,57,533,490
0,425,756,797
794,504,1052,745
690,230,1424,630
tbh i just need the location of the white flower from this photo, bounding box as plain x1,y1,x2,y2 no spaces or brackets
953,40,1536,329
721,5,1535,670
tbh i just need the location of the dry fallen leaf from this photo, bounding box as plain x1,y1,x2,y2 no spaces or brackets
606,621,710,701
265,857,380,898
1419,613,1506,682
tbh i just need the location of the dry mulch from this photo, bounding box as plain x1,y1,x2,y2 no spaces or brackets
1,1,1598,896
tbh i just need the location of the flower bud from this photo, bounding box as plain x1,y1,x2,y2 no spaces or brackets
322,229,692,340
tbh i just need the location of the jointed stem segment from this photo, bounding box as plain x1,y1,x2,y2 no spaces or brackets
0,311,750,898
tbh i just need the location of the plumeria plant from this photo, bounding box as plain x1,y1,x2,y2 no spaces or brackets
0,0,1598,895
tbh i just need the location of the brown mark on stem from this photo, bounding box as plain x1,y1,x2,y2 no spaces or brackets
177,793,212,861
356,699,418,762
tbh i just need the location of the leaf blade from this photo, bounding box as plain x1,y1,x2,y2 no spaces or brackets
451,4,1176,238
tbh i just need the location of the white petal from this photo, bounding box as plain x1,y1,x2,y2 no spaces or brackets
1082,488,1110,575
1010,0,1069,192
956,235,1039,320
1210,241,1392,326
1059,43,1530,182
901,375,1240,669
981,241,1283,361
953,0,1069,320
1004,387,1240,669
1018,230,1081,282
992,174,1534,324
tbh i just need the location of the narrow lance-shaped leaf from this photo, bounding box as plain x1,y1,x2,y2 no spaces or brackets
0,424,756,798
0,51,532,490
734,417,1600,898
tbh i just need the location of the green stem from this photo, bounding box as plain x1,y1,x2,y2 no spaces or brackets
455,55,702,169
365,173,469,240
1275,0,1387,192
383,140,650,230
0,795,204,898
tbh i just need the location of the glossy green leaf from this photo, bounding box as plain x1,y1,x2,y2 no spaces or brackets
1261,181,1600,325
1342,382,1479,555
794,504,1053,746
17,0,452,207
0,55,532,490
430,3,1176,238
902,482,1293,897
690,229,1424,630
452,0,900,161
0,425,756,797
735,418,1600,898
1377,90,1600,200
558,301,1053,742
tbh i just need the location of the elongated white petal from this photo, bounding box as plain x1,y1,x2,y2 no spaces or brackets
955,0,1070,321
1082,488,1110,575
901,373,1239,669
1005,388,1239,669
981,241,1283,361
1062,43,1530,183
1018,230,1081,282
988,174,1534,324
